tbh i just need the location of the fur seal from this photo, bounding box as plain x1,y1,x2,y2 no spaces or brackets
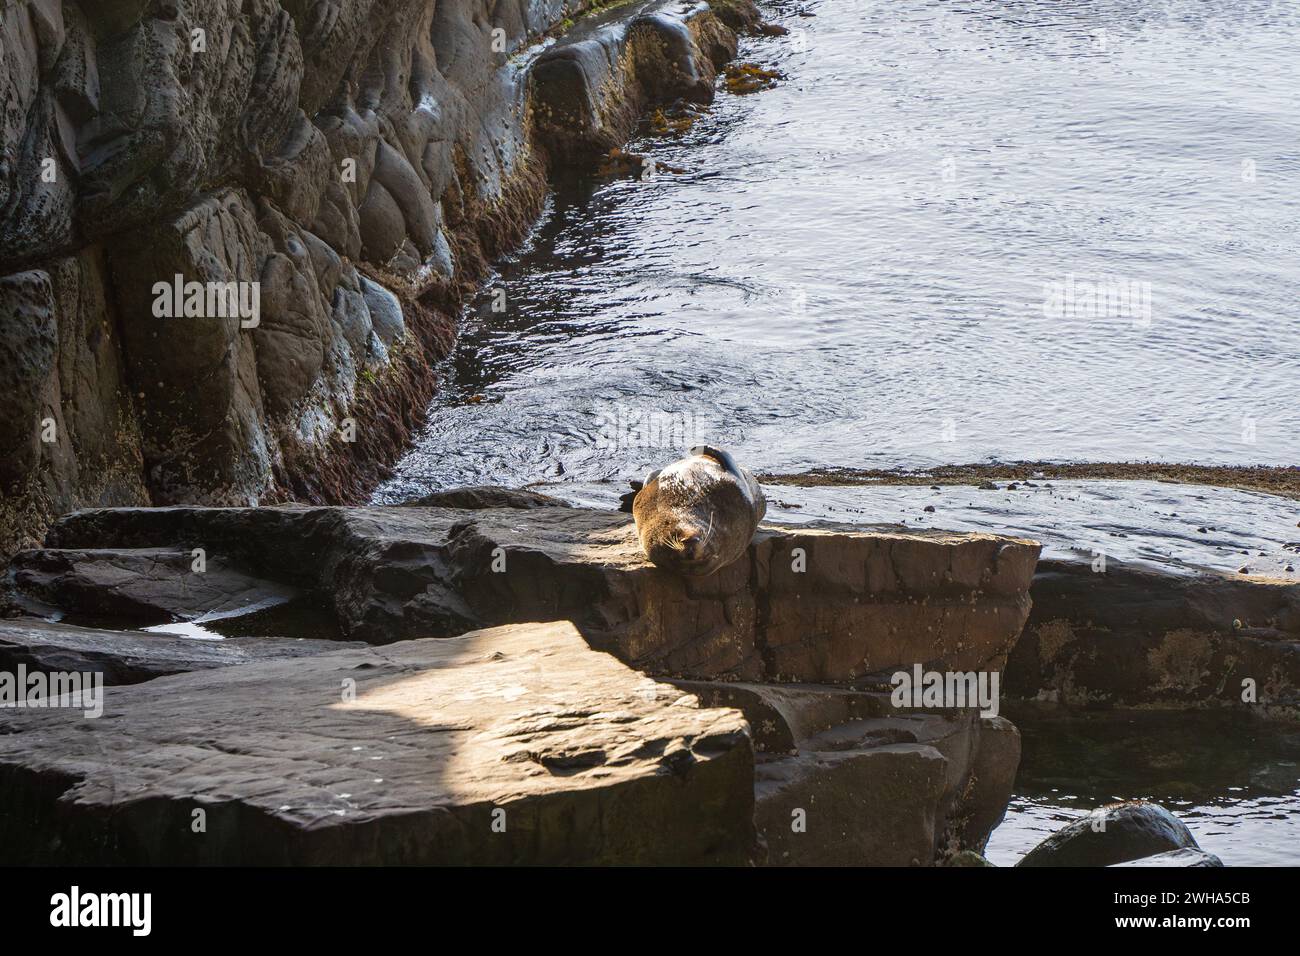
631,446,766,576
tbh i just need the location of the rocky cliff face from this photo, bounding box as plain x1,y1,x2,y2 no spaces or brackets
0,0,755,557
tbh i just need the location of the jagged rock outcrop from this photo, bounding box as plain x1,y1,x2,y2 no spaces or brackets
531,0,748,164
0,253,147,556
0,620,757,864
1008,558,1300,719
26,503,1042,681
0,0,755,557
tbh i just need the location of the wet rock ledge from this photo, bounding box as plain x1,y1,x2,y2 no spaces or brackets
0,0,759,558
0,501,1039,865
750,481,1300,720
22,502,1042,680
1008,560,1300,720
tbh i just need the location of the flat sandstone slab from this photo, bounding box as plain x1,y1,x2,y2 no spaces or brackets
42,504,1041,682
681,677,1023,866
9,547,300,621
0,621,753,865
726,479,1300,579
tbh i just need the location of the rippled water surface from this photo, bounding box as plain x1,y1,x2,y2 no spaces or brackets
378,0,1300,498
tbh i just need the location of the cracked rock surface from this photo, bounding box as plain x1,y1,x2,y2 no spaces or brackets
0,499,1040,865
0,620,755,865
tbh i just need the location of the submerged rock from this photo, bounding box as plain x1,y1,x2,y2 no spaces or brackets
0,621,755,865
1017,801,1200,867
1112,848,1224,867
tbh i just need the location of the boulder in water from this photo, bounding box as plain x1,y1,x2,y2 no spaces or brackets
1017,801,1200,867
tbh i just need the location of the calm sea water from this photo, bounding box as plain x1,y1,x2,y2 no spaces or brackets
377,0,1300,498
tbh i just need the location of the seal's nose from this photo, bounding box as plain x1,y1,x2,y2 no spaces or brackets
681,534,704,561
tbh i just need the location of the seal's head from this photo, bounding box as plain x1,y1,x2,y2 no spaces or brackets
632,446,766,577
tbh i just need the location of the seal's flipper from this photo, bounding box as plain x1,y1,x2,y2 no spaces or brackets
619,478,645,513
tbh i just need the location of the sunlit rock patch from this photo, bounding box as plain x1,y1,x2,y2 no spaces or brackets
0,621,755,865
